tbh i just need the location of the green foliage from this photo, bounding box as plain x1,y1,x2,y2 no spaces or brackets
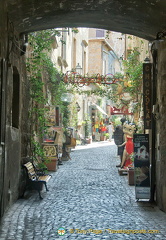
26,29,69,162
27,30,69,134
31,139,51,170
62,102,71,128
72,28,79,33
83,115,91,138
122,47,143,101
85,120,90,138
75,81,119,104
112,116,122,126
104,133,109,139
69,102,78,128
106,30,111,39
72,47,143,113
31,139,46,160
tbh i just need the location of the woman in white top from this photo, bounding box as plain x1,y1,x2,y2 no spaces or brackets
108,122,113,141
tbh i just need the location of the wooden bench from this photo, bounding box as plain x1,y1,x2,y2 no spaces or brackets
23,162,51,199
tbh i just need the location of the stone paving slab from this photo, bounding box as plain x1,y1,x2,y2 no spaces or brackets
0,141,166,239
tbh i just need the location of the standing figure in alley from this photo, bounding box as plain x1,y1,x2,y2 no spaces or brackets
114,117,126,167
108,122,114,141
118,121,136,169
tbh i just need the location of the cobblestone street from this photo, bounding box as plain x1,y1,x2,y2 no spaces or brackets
0,141,166,240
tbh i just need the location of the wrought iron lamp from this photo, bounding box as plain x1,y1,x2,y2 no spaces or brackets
75,63,82,75
61,93,73,103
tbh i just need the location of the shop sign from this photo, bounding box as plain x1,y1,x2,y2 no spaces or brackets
64,72,122,86
133,134,150,200
110,106,132,115
143,63,152,129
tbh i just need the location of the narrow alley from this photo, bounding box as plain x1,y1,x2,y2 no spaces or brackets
0,141,166,240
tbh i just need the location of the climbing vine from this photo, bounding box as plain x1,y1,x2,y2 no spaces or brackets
26,29,70,159
121,47,143,113
71,48,143,112
122,47,143,100
73,73,123,104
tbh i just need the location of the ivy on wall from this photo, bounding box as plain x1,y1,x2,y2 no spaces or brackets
123,48,143,101
26,29,70,159
74,48,143,113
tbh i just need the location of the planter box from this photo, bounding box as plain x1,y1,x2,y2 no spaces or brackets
45,157,58,172
128,168,135,185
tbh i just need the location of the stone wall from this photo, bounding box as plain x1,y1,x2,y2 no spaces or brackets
7,0,165,41
0,0,30,217
156,41,166,212
0,0,7,218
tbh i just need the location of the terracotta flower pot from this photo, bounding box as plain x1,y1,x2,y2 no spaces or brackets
45,157,58,172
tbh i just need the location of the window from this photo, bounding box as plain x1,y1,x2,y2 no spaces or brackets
96,30,105,38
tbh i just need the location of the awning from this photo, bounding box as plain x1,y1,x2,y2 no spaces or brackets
93,104,108,116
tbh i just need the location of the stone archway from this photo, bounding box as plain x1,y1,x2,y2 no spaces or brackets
0,0,166,217
7,0,166,41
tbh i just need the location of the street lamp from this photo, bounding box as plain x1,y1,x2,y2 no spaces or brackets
61,93,73,103
75,63,82,75
144,57,150,63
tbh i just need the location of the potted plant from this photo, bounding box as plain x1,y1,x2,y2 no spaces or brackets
42,144,58,172
31,140,50,171
84,119,92,144
104,133,109,140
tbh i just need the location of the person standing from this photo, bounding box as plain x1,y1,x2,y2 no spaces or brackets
108,122,113,141
119,121,136,169
114,117,126,167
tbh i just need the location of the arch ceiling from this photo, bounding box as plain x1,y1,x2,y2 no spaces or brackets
7,0,166,40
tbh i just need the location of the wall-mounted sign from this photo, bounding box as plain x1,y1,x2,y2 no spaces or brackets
43,127,56,143
134,134,150,200
143,63,152,129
